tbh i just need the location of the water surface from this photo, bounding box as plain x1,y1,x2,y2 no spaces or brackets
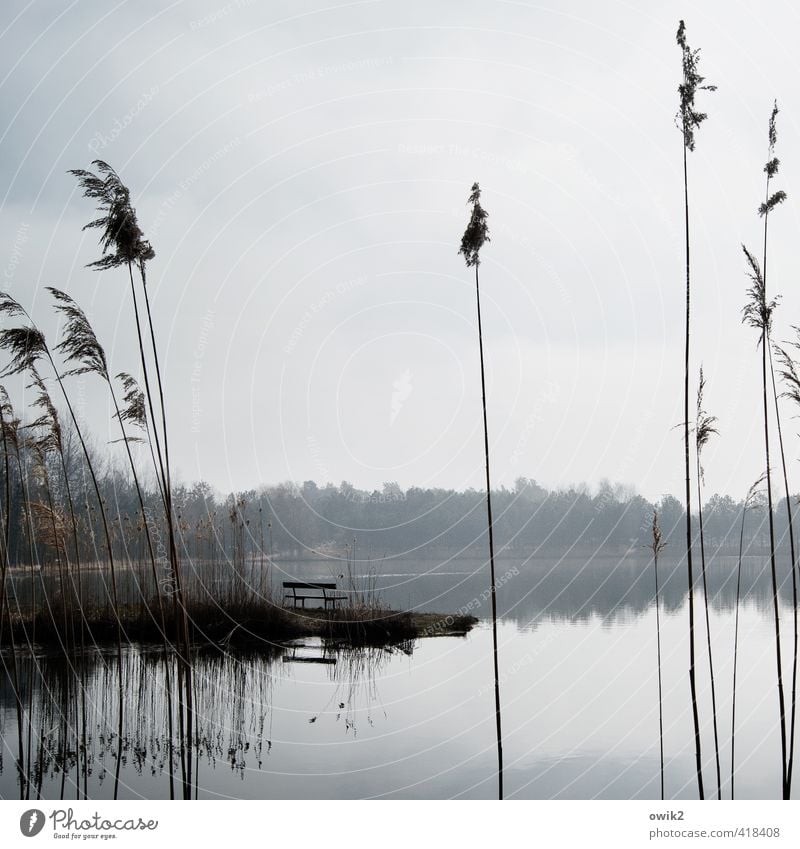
0,553,793,799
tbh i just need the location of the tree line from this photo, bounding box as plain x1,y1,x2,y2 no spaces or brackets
0,432,785,566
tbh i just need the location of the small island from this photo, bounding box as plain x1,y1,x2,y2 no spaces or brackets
0,594,478,651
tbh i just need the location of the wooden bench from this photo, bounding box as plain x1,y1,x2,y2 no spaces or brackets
282,581,348,610
282,645,337,665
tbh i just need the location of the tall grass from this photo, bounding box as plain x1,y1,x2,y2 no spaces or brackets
0,386,28,797
731,475,765,799
755,103,796,799
48,288,177,798
648,510,667,800
33,368,91,796
70,161,193,798
775,335,800,794
459,181,504,800
676,19,715,800
26,369,83,797
769,338,798,796
0,293,127,797
695,367,721,798
742,100,790,797
742,244,786,795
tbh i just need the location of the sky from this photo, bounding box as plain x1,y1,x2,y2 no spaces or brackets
2,0,800,502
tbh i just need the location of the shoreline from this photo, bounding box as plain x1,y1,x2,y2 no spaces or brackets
0,606,478,652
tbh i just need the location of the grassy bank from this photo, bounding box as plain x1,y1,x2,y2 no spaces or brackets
1,599,477,650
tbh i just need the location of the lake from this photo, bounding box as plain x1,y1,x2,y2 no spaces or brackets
0,552,795,799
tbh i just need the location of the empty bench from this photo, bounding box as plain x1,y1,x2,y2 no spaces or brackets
282,581,348,610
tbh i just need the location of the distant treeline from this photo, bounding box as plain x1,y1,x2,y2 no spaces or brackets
249,477,781,559
1,426,783,566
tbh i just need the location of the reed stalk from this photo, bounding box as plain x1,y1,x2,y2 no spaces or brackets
70,161,194,797
742,243,786,797
676,20,715,797
731,475,765,799
0,293,126,799
647,510,667,800
695,367,721,798
459,181,503,800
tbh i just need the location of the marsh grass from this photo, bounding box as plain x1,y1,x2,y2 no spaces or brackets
71,160,193,798
459,181,504,800
0,386,28,796
0,590,474,649
676,19,715,799
695,368,721,798
0,291,128,798
731,475,766,799
742,100,791,798
758,103,798,798
647,510,667,800
47,291,177,798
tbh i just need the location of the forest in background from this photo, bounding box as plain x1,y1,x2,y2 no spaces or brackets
1,417,784,566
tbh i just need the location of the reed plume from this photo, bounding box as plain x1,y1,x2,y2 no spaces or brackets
49,287,178,797
71,161,193,797
758,103,796,799
459,181,503,800
68,161,154,268
742,241,787,797
742,100,793,798
676,18,715,800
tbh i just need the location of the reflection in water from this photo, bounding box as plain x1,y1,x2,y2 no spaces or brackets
285,552,781,623
4,551,780,627
0,553,794,799
0,639,413,799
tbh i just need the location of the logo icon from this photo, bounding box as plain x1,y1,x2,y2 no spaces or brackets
19,810,45,837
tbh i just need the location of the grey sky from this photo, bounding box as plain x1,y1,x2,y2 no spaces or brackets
2,0,800,502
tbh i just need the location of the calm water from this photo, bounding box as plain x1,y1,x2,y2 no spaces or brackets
0,553,795,799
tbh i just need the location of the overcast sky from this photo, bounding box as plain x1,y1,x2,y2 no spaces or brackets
2,0,800,502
